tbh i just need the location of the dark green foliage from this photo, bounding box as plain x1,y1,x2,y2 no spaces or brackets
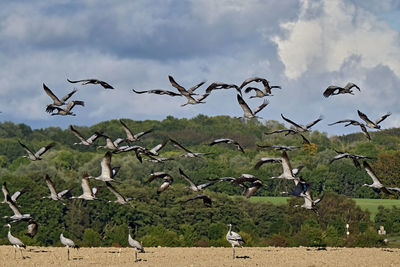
0,117,397,248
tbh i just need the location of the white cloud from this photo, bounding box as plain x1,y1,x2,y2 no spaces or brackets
272,0,400,79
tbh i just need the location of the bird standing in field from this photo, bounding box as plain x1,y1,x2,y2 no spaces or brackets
323,82,360,97
226,224,245,259
18,141,55,161
67,78,114,89
128,226,144,262
4,223,26,259
60,227,79,260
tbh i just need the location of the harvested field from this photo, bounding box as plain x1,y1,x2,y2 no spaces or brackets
1,246,400,267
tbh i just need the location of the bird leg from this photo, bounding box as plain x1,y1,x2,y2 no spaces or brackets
135,250,138,262
67,247,70,261
232,246,235,259
19,247,24,259
14,246,16,259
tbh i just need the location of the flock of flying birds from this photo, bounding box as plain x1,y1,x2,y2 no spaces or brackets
1,75,396,260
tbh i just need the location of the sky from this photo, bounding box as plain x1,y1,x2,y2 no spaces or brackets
0,0,399,137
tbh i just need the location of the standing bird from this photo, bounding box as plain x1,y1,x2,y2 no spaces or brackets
362,161,400,194
357,110,391,129
119,119,153,143
128,226,144,262
323,82,360,97
70,125,103,146
67,78,114,89
43,174,70,202
18,141,55,161
4,224,26,259
237,94,269,119
43,83,77,107
209,138,244,153
46,100,85,116
60,227,79,260
226,224,245,259
178,168,216,192
281,114,323,132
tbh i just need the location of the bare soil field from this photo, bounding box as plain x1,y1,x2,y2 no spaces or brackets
1,246,400,267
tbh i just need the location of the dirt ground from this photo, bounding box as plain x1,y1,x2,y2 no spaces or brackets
0,246,399,267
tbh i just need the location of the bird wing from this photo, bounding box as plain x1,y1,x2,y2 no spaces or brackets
65,100,85,112
101,152,113,178
323,86,340,97
300,134,311,145
86,131,103,144
6,195,22,216
357,110,375,125
67,78,88,83
254,157,281,169
209,139,229,146
69,125,86,142
179,168,198,189
197,181,216,190
18,141,35,158
168,75,189,96
305,115,323,129
328,119,357,126
375,112,391,125
237,94,253,117
81,176,93,196
253,99,269,115
2,182,10,200
105,182,126,203
10,188,27,202
134,129,153,139
170,139,193,154
43,83,61,103
281,114,304,130
187,80,206,94
57,189,70,198
359,124,371,140
99,80,114,89
363,161,383,186
45,174,58,197
281,150,294,178
344,82,360,91
119,119,135,140
239,77,263,89
35,143,55,157
149,139,168,155
60,88,78,103
227,231,244,242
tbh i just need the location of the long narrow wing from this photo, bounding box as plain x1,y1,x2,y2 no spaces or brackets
18,141,35,158
375,112,391,125
359,124,371,140
65,100,84,112
179,168,197,189
357,110,375,125
100,152,113,178
61,88,78,103
43,83,61,103
105,182,126,203
281,114,303,129
187,80,206,94
281,150,294,178
237,94,253,117
170,138,193,154
168,75,189,96
323,86,341,97
344,82,360,91
254,157,282,169
45,174,58,197
134,129,153,139
305,115,323,129
35,143,55,157
119,119,135,140
253,99,269,115
363,161,383,186
69,125,86,142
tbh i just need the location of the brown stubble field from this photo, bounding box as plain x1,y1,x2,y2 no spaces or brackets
1,246,400,267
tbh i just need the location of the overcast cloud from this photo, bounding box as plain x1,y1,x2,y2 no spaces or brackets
0,0,399,137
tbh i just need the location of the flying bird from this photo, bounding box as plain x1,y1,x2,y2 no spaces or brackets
170,138,212,158
323,82,360,97
132,89,182,97
295,188,323,211
43,83,77,107
70,125,103,146
1,182,29,204
328,119,371,140
184,194,212,207
254,157,282,170
237,94,269,119
281,114,323,132
243,180,264,198
90,152,120,183
105,182,133,205
209,138,244,153
67,78,114,89
46,100,85,116
18,141,55,161
205,82,241,95
168,75,209,106
329,150,374,169
357,110,391,129
178,168,216,192
70,174,99,200
3,194,32,222
257,144,301,151
43,174,70,202
241,77,281,97
26,219,38,238
145,172,174,194
362,161,400,194
119,119,153,143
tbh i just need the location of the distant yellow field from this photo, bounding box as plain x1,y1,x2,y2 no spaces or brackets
1,246,400,267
